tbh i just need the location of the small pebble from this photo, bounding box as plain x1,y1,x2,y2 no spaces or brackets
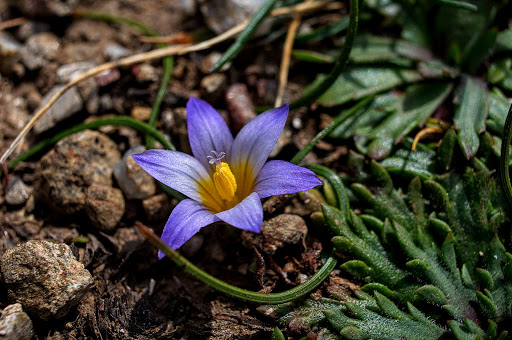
56,61,96,83
181,234,205,258
142,194,173,221
200,73,227,103
33,85,83,134
131,106,152,121
199,0,266,34
5,177,31,206
0,303,34,340
20,33,59,70
241,214,308,255
103,43,131,61
0,32,22,74
199,52,230,73
114,146,156,200
225,83,256,132
85,184,125,232
133,63,159,82
1,241,93,320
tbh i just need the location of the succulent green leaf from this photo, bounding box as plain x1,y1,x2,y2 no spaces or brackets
453,76,488,159
314,67,422,107
415,285,449,305
271,327,285,340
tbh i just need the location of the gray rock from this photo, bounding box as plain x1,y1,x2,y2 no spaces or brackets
0,303,34,340
0,32,22,74
39,130,121,215
5,177,31,206
7,0,79,17
200,73,227,103
241,214,307,255
33,85,83,134
56,62,99,114
199,52,230,73
85,184,125,232
133,63,159,83
1,241,93,320
103,43,131,61
225,83,256,132
20,33,59,70
114,146,156,200
56,61,96,83
199,0,266,34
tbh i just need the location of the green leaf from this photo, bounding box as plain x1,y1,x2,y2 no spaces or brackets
315,67,422,107
438,128,458,170
365,82,452,159
349,35,433,63
415,285,449,305
271,327,285,340
495,29,512,53
461,28,498,72
453,76,488,159
291,50,334,64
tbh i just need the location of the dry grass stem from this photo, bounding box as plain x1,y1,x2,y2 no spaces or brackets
0,0,340,165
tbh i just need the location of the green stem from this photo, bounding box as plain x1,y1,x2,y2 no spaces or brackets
74,10,159,36
500,103,512,206
146,55,174,148
210,0,278,73
137,222,337,304
7,116,175,170
290,95,373,165
289,0,359,110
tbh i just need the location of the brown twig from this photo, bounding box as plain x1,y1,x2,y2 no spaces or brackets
0,17,26,31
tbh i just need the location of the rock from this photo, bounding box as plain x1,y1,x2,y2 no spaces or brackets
0,32,22,74
20,33,59,70
5,177,31,206
85,184,125,232
56,62,99,114
0,303,34,340
133,63,158,83
241,214,307,255
39,130,121,215
131,106,152,121
114,146,156,200
33,85,83,134
142,194,173,221
199,52,230,73
7,0,78,17
16,22,51,41
1,241,93,320
225,83,256,132
103,43,131,61
200,73,227,103
199,0,266,34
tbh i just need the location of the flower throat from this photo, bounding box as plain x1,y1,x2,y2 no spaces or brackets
207,151,237,201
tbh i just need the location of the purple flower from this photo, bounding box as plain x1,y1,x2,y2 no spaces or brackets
133,98,322,256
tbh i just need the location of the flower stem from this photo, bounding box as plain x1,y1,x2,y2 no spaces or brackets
289,0,360,110
500,103,512,205
136,222,337,304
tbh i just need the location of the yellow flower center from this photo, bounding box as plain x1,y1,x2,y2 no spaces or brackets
213,162,237,201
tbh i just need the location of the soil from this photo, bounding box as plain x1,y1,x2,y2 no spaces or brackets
0,1,352,339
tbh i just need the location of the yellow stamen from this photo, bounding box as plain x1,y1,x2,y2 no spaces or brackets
213,162,237,201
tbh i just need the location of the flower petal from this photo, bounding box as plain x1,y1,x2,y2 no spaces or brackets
133,149,209,202
230,104,288,189
216,192,263,233
187,97,234,170
253,160,323,198
158,199,220,257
